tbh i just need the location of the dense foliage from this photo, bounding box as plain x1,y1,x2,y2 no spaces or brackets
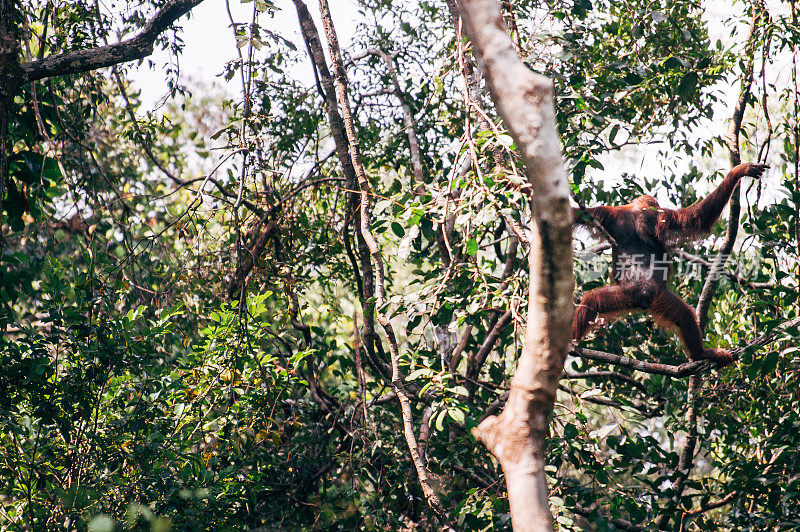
1,0,798,530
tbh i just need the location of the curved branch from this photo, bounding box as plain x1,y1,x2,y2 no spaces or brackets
21,0,206,83
571,346,718,377
573,316,798,379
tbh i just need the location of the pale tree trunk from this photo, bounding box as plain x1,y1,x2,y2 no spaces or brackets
457,0,574,530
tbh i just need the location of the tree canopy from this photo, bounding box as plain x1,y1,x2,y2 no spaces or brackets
0,0,798,530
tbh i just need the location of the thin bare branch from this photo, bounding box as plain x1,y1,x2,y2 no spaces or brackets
365,48,424,185
315,0,448,522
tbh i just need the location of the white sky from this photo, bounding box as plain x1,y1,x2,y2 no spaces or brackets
131,0,362,107
127,0,786,206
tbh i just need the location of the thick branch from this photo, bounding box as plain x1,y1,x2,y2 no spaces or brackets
0,0,19,258
573,316,797,379
21,0,205,83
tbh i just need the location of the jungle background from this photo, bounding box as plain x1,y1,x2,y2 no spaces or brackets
0,0,799,530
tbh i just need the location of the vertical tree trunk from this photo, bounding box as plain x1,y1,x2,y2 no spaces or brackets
315,0,449,522
457,0,574,530
0,3,18,194
0,0,22,257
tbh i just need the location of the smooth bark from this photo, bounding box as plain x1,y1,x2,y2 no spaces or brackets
457,0,574,529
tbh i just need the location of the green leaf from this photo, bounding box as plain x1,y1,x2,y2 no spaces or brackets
761,351,780,376
435,409,447,431
407,368,431,381
466,238,478,256
592,423,617,440
780,346,800,357
451,385,468,396
255,0,274,12
609,124,620,144
448,408,465,424
677,72,699,100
